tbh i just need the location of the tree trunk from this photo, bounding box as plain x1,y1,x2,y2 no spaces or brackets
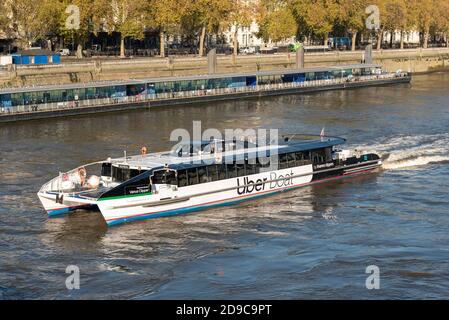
233,27,238,58
76,43,83,59
423,27,430,48
400,31,404,49
389,31,394,48
324,34,329,47
160,30,165,57
120,36,125,58
351,32,357,51
199,25,206,57
376,29,383,50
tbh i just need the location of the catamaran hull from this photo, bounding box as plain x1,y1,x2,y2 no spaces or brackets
38,192,97,216
97,164,380,226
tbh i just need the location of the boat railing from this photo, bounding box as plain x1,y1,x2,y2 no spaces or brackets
281,133,347,145
2,73,408,116
39,161,105,194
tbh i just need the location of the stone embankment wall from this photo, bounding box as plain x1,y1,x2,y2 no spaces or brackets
0,48,447,88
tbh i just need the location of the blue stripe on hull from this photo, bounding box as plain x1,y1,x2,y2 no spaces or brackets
107,187,291,226
47,205,97,217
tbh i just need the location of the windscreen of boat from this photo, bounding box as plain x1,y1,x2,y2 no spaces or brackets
99,168,155,200
152,169,177,185
111,165,145,183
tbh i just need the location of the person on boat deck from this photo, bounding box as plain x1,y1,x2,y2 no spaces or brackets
141,146,148,156
78,167,87,186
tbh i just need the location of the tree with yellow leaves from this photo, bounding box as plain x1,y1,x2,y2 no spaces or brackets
186,0,234,56
95,0,146,58
338,0,368,51
225,0,254,57
147,0,189,57
292,0,339,45
256,0,297,43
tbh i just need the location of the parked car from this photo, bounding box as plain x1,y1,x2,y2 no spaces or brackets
59,48,70,56
239,46,257,54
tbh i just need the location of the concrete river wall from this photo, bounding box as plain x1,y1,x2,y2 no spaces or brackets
0,48,446,88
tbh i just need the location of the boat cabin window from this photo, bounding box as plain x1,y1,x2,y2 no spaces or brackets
178,170,188,187
152,169,177,185
218,164,227,180
174,150,314,187
198,167,208,183
112,166,130,182
279,154,288,169
112,165,144,182
311,149,327,164
227,164,237,178
310,147,333,165
188,168,199,185
100,171,151,198
207,165,219,181
101,163,112,177
246,163,257,175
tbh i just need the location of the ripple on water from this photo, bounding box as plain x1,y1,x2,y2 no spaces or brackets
1,73,449,299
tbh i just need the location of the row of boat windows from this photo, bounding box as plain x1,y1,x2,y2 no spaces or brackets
0,68,373,107
104,148,331,185
0,77,248,106
171,151,313,187
100,148,333,198
107,165,144,183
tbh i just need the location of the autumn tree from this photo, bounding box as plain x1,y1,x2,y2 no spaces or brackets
57,0,99,58
35,0,66,51
147,0,188,57
225,0,254,57
435,0,449,46
95,0,146,58
2,0,41,48
0,2,9,38
337,0,368,51
381,0,410,49
183,0,233,56
256,0,297,44
292,0,339,45
407,0,440,48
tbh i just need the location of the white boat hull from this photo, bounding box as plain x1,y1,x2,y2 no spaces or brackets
37,192,97,216
97,165,314,226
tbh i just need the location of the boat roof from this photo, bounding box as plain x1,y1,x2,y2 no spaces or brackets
110,136,346,171
0,63,381,94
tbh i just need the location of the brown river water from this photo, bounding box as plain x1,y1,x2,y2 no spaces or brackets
0,73,449,299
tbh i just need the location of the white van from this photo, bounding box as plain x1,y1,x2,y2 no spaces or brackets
59,49,70,56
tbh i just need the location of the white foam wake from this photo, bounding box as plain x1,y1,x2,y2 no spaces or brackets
353,133,449,170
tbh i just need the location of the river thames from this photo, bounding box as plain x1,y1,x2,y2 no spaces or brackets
1,73,448,299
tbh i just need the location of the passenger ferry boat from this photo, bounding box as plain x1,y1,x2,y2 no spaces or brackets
38,134,382,226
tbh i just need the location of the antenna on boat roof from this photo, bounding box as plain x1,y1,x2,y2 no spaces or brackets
320,127,325,141
124,150,127,164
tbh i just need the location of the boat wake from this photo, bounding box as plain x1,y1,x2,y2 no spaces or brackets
355,133,449,170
